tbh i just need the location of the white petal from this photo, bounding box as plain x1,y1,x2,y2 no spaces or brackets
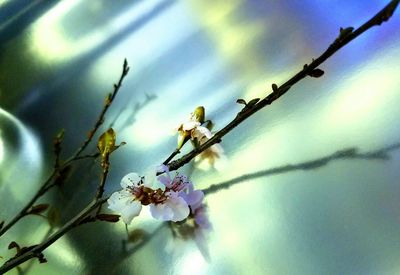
192,126,212,142
182,121,200,131
143,167,157,187
158,175,171,187
108,190,142,224
167,194,190,222
120,173,141,188
150,203,174,221
120,201,142,224
107,190,132,213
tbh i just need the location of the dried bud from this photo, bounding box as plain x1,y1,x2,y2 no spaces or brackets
339,27,354,38
308,68,325,78
96,214,120,223
54,129,65,144
236,99,247,105
37,253,47,264
8,241,20,252
247,98,260,108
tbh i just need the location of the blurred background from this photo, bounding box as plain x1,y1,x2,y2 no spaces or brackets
1,0,400,274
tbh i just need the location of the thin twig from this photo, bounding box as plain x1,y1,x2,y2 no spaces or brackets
163,149,180,165
0,162,111,273
1,1,399,272
0,198,107,274
0,171,56,237
0,60,129,238
95,168,110,200
73,59,130,159
166,0,400,172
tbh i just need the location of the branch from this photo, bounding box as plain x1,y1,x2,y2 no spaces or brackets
166,0,399,172
0,160,113,273
0,60,129,238
163,148,180,165
0,198,107,274
1,0,399,272
73,58,130,158
0,171,56,237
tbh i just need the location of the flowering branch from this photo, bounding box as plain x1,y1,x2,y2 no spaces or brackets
0,60,129,238
1,1,399,273
0,198,107,273
0,127,126,273
165,0,400,172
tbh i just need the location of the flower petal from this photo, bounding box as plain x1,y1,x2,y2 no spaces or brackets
108,190,142,224
120,173,141,188
192,126,212,141
107,190,132,213
150,203,174,221
166,192,190,222
158,175,171,187
182,121,200,131
120,201,142,224
143,167,157,187
181,183,204,211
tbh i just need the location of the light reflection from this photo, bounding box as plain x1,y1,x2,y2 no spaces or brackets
88,0,196,89
125,58,222,149
0,108,42,200
189,0,264,78
319,42,400,144
0,0,7,6
176,250,208,275
243,68,295,100
0,130,3,163
30,0,174,63
29,0,83,62
208,188,279,274
46,237,84,273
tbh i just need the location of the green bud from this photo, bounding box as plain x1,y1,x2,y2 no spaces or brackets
192,106,205,124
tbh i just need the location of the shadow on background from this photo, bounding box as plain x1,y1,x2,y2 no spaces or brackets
204,143,400,195
80,142,400,274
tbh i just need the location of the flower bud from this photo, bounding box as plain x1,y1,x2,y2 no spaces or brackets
192,106,205,124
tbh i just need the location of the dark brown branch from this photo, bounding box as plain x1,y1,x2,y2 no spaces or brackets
1,1,399,272
0,198,107,274
0,171,56,237
166,0,400,172
0,160,111,272
72,152,101,161
163,149,180,165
